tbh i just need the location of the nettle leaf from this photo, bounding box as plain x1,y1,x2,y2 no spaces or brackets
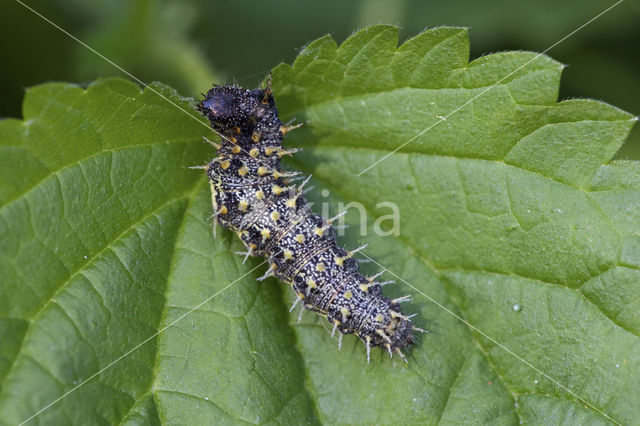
1,25,638,425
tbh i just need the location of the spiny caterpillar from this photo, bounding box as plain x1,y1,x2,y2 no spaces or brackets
196,82,420,362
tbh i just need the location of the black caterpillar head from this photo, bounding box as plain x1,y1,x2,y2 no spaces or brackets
197,85,279,143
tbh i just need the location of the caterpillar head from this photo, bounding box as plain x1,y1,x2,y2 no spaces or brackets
198,85,276,135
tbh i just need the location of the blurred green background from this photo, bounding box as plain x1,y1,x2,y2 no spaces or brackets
2,0,638,158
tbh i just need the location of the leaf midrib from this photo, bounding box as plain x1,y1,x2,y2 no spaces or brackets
116,179,206,426
0,186,197,408
0,138,195,212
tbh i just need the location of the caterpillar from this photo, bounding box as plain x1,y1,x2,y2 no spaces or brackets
196,82,419,362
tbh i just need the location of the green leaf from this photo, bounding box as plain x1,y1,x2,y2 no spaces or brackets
1,25,638,425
